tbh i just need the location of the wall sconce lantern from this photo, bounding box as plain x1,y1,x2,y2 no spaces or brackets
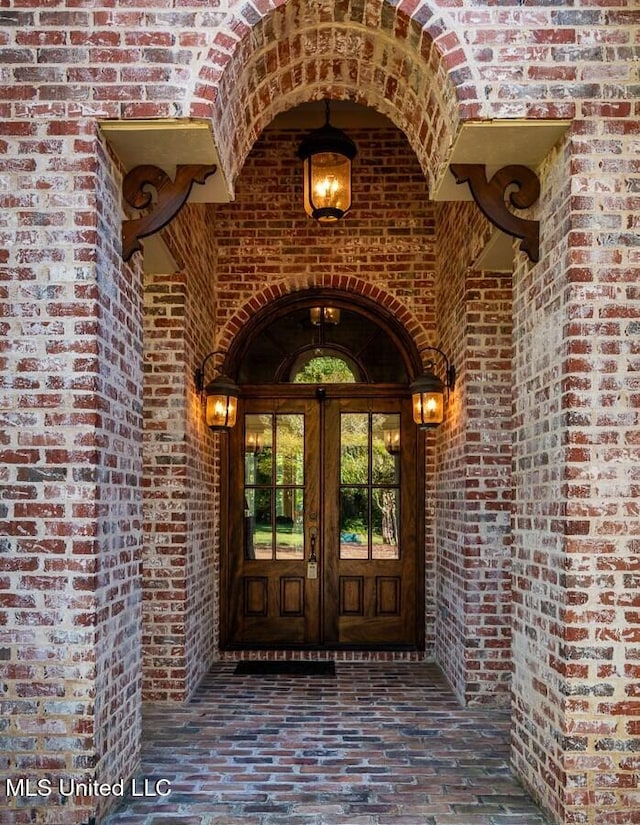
298,100,357,224
194,351,240,432
410,347,456,429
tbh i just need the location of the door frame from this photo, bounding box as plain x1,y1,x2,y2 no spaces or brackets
219,383,425,651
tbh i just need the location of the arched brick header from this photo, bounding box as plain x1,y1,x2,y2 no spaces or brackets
216,273,433,372
190,0,468,193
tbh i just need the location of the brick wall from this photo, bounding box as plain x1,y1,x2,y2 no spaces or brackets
511,133,569,825
0,120,143,824
93,135,144,824
462,272,513,705
206,127,435,344
513,110,640,823
142,270,190,701
142,208,219,702
433,201,514,707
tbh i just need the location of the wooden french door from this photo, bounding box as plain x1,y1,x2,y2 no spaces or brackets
224,391,421,649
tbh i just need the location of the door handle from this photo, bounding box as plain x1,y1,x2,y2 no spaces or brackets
307,529,318,579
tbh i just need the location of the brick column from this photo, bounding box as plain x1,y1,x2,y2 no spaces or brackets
0,122,144,824
512,117,640,824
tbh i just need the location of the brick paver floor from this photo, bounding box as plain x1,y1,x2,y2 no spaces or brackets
104,662,551,825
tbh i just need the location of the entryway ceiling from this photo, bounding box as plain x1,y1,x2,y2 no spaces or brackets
102,107,569,273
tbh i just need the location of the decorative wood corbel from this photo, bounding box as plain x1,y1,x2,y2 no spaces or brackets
449,164,540,263
121,164,217,262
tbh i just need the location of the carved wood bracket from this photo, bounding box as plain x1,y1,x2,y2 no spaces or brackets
121,164,217,262
449,164,541,263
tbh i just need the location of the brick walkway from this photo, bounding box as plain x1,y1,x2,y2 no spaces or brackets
104,662,550,825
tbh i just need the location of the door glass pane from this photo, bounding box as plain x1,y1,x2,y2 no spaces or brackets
246,488,272,560
372,488,399,559
276,414,304,485
246,414,272,485
341,413,368,484
292,353,359,383
275,488,304,559
340,487,368,559
244,413,307,563
373,414,400,484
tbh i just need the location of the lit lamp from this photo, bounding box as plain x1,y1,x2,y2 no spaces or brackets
298,100,357,224
382,418,401,454
410,347,456,429
194,351,240,432
310,306,341,326
245,421,265,454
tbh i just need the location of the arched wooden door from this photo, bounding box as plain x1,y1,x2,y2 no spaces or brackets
220,294,424,651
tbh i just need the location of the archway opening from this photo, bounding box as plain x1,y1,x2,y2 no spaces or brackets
220,289,427,652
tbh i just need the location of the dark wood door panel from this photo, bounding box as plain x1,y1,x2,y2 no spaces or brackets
337,616,410,646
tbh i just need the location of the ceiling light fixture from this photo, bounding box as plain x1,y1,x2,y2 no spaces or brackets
298,100,357,224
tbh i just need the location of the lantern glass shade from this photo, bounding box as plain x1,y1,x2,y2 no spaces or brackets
245,424,264,454
303,153,352,224
384,427,400,455
298,102,357,225
204,375,239,431
410,372,445,428
382,417,401,454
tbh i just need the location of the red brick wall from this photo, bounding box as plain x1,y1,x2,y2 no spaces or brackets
511,131,573,824
142,210,219,702
512,112,640,824
142,270,190,701
93,135,144,823
0,122,144,824
433,201,514,706
207,127,435,340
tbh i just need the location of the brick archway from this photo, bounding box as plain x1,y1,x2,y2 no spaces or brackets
189,0,467,194
216,273,432,362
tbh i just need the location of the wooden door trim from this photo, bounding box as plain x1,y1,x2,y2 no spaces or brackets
238,384,410,399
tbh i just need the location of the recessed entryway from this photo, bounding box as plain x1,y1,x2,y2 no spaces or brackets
220,291,425,652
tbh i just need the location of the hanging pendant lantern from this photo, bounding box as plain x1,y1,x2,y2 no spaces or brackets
298,100,357,224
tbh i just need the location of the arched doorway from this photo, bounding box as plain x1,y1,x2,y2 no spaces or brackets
221,290,425,651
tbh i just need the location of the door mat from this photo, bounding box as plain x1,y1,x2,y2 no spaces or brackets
234,660,336,676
